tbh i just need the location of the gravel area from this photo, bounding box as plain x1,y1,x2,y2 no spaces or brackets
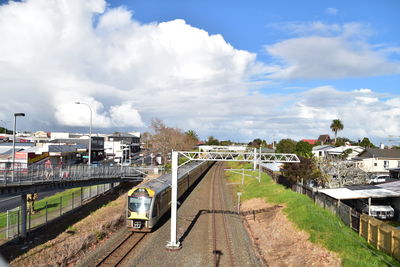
125,162,262,266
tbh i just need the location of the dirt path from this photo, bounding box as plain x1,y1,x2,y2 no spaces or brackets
241,198,341,267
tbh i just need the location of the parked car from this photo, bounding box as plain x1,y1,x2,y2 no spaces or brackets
368,175,390,184
362,204,394,220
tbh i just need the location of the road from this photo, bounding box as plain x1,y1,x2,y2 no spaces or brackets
0,189,63,212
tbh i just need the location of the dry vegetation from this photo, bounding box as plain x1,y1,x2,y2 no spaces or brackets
11,195,126,267
241,198,341,267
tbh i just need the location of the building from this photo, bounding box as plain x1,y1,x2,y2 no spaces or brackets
317,134,332,145
50,136,105,162
312,145,335,157
312,144,365,160
301,139,318,145
354,148,400,175
104,132,141,163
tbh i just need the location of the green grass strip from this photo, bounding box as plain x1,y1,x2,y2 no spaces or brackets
0,187,89,229
226,162,399,267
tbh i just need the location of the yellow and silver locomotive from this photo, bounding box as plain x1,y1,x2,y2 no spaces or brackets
126,161,213,231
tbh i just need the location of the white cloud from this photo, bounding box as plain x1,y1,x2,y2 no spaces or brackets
0,1,399,144
325,8,338,15
0,0,261,132
265,22,400,79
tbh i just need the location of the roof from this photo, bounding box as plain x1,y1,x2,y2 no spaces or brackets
319,180,400,200
108,132,138,138
357,148,400,159
312,145,335,151
301,139,317,145
318,134,331,142
261,163,282,172
48,144,87,153
325,145,364,155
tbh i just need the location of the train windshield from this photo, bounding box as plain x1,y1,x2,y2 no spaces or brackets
128,197,152,212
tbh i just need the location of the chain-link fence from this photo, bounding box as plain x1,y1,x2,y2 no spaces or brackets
0,183,116,242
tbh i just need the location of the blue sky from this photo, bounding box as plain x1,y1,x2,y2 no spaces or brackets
0,0,399,144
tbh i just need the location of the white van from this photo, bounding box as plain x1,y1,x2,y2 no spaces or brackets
363,205,394,220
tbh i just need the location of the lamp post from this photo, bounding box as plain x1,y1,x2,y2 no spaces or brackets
12,113,25,182
75,102,92,166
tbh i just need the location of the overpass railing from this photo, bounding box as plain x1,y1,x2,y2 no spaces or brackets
0,164,143,185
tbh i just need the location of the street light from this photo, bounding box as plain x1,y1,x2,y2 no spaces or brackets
12,113,25,182
75,102,92,166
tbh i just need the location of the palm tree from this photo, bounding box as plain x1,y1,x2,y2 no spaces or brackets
330,119,344,144
185,130,199,141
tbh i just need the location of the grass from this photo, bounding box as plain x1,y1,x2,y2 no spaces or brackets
226,162,400,267
0,187,94,229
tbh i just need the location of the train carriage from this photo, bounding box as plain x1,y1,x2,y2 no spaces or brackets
127,160,213,231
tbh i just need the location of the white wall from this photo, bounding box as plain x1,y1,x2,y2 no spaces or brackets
360,158,400,173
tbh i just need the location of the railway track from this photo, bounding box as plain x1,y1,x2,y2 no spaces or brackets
95,232,146,267
210,163,236,267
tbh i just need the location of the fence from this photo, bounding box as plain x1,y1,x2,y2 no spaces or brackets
359,214,400,261
0,163,143,185
270,170,400,261
0,183,116,242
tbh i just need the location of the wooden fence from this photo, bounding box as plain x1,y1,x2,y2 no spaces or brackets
360,214,400,261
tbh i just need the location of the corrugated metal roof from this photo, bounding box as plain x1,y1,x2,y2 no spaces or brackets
357,148,400,159
319,180,400,199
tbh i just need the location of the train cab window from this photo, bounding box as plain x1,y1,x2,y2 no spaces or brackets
128,197,152,212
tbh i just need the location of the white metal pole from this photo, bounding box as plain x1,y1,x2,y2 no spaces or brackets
167,151,180,249
89,105,92,167
12,115,16,182
253,148,257,170
258,147,261,183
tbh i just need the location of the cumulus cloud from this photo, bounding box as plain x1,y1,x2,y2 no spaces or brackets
277,87,400,140
0,0,261,132
265,22,400,79
0,0,399,143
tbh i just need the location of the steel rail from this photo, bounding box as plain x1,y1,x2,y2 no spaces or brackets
95,232,146,267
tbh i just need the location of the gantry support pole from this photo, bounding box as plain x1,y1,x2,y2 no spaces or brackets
166,151,180,249
253,148,257,170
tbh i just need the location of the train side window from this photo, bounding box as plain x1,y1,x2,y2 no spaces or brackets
152,199,159,217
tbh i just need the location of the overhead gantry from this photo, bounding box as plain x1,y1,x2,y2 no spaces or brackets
166,149,300,249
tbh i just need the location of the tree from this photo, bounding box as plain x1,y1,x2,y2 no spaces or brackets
185,130,199,142
318,157,368,188
281,157,322,184
248,138,267,148
334,137,352,146
275,139,297,153
330,119,344,144
359,137,375,148
294,141,313,158
220,140,233,146
147,118,197,163
206,136,219,145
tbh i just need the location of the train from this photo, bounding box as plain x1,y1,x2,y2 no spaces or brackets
126,160,213,231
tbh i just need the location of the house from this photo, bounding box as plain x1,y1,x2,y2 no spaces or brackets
312,145,335,157
301,139,318,145
354,148,400,175
317,134,332,145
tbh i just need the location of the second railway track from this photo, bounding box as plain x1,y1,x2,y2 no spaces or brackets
210,162,236,267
